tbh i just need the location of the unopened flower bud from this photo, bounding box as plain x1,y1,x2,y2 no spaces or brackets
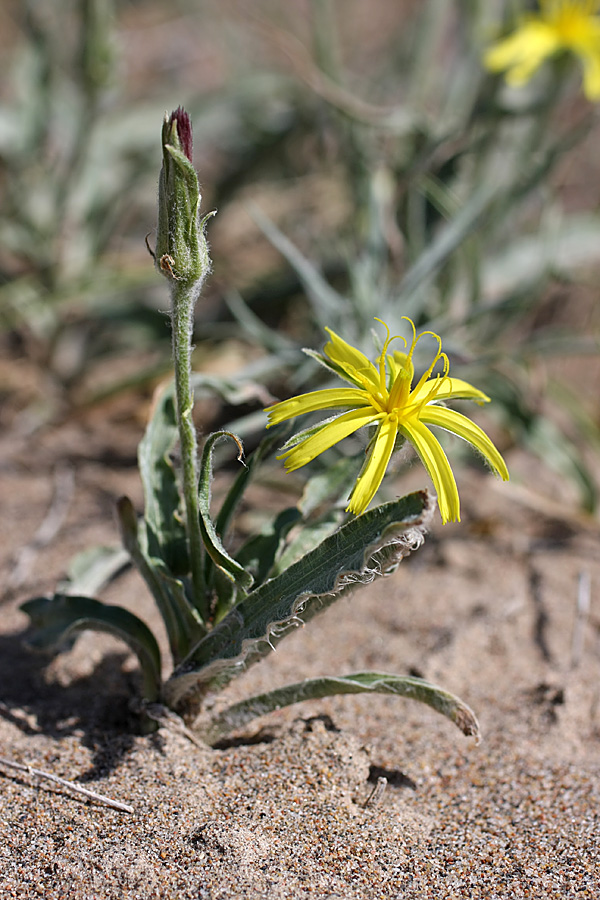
155,107,213,287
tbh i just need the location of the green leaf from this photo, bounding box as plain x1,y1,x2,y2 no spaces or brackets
212,568,238,623
298,454,364,516
526,416,597,514
266,456,364,574
139,375,275,577
165,490,433,714
271,508,345,575
234,506,302,588
197,431,253,594
117,497,204,662
21,594,162,703
138,384,189,576
483,373,598,513
214,425,289,542
199,672,480,746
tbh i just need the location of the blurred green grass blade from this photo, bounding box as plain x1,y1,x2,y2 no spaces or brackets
200,671,480,746
407,0,452,108
269,456,363,574
21,594,162,703
165,491,433,714
189,372,274,407
549,378,600,454
477,213,600,303
399,181,500,316
59,545,130,598
486,373,598,513
526,417,597,513
224,288,297,355
249,203,347,318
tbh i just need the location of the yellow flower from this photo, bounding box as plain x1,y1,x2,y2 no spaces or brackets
484,1,600,100
265,319,509,523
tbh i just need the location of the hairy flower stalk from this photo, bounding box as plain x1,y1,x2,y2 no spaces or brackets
156,107,214,619
484,0,600,100
266,319,509,523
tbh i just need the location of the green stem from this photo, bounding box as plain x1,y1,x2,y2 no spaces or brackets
171,279,208,620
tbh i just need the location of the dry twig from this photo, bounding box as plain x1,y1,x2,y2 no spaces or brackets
0,756,134,813
571,569,591,668
363,776,388,809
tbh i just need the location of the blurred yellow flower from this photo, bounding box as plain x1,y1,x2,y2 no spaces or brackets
484,0,600,100
265,320,509,523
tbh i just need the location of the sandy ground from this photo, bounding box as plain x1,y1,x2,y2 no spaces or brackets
1,410,599,900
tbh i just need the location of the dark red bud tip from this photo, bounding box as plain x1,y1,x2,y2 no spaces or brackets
170,106,193,162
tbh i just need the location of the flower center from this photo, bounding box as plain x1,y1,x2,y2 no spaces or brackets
382,320,449,421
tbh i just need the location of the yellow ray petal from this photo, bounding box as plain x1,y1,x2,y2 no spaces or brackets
411,376,491,406
401,419,460,523
265,388,371,426
324,329,381,392
419,406,509,481
484,22,562,84
580,43,600,97
280,407,381,471
347,416,398,515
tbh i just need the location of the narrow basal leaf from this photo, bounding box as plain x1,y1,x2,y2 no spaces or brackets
214,425,289,542
139,375,274,577
138,384,189,576
165,491,433,714
197,431,253,594
199,672,480,746
234,506,302,587
212,568,237,623
21,594,162,703
270,509,344,576
117,497,204,661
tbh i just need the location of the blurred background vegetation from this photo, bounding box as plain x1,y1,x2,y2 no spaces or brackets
1,0,599,516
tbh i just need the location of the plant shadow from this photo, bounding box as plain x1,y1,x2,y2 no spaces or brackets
0,628,166,781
